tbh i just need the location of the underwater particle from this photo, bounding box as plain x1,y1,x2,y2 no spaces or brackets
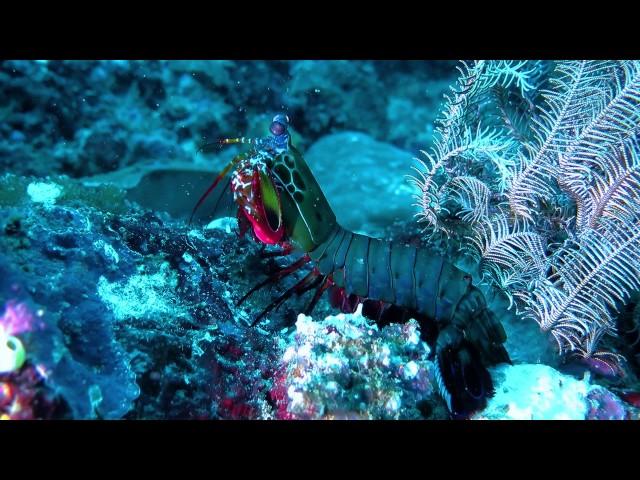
26,181,63,206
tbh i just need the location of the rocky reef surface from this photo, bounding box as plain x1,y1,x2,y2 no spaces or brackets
0,173,439,419
0,173,636,419
0,60,455,179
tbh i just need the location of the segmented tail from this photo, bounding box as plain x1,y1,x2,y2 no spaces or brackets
307,226,510,417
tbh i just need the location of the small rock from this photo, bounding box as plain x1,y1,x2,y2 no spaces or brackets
305,132,417,237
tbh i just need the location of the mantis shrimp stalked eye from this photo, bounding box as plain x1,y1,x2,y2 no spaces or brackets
191,113,511,419
269,114,289,136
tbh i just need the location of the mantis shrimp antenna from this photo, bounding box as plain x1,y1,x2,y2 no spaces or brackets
188,139,252,225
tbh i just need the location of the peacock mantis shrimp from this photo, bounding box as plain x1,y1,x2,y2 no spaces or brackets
190,114,511,418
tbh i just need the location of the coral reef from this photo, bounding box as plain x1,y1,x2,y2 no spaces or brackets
269,307,628,420
270,305,441,419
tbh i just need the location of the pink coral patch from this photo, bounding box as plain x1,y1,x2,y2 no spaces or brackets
0,301,35,336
